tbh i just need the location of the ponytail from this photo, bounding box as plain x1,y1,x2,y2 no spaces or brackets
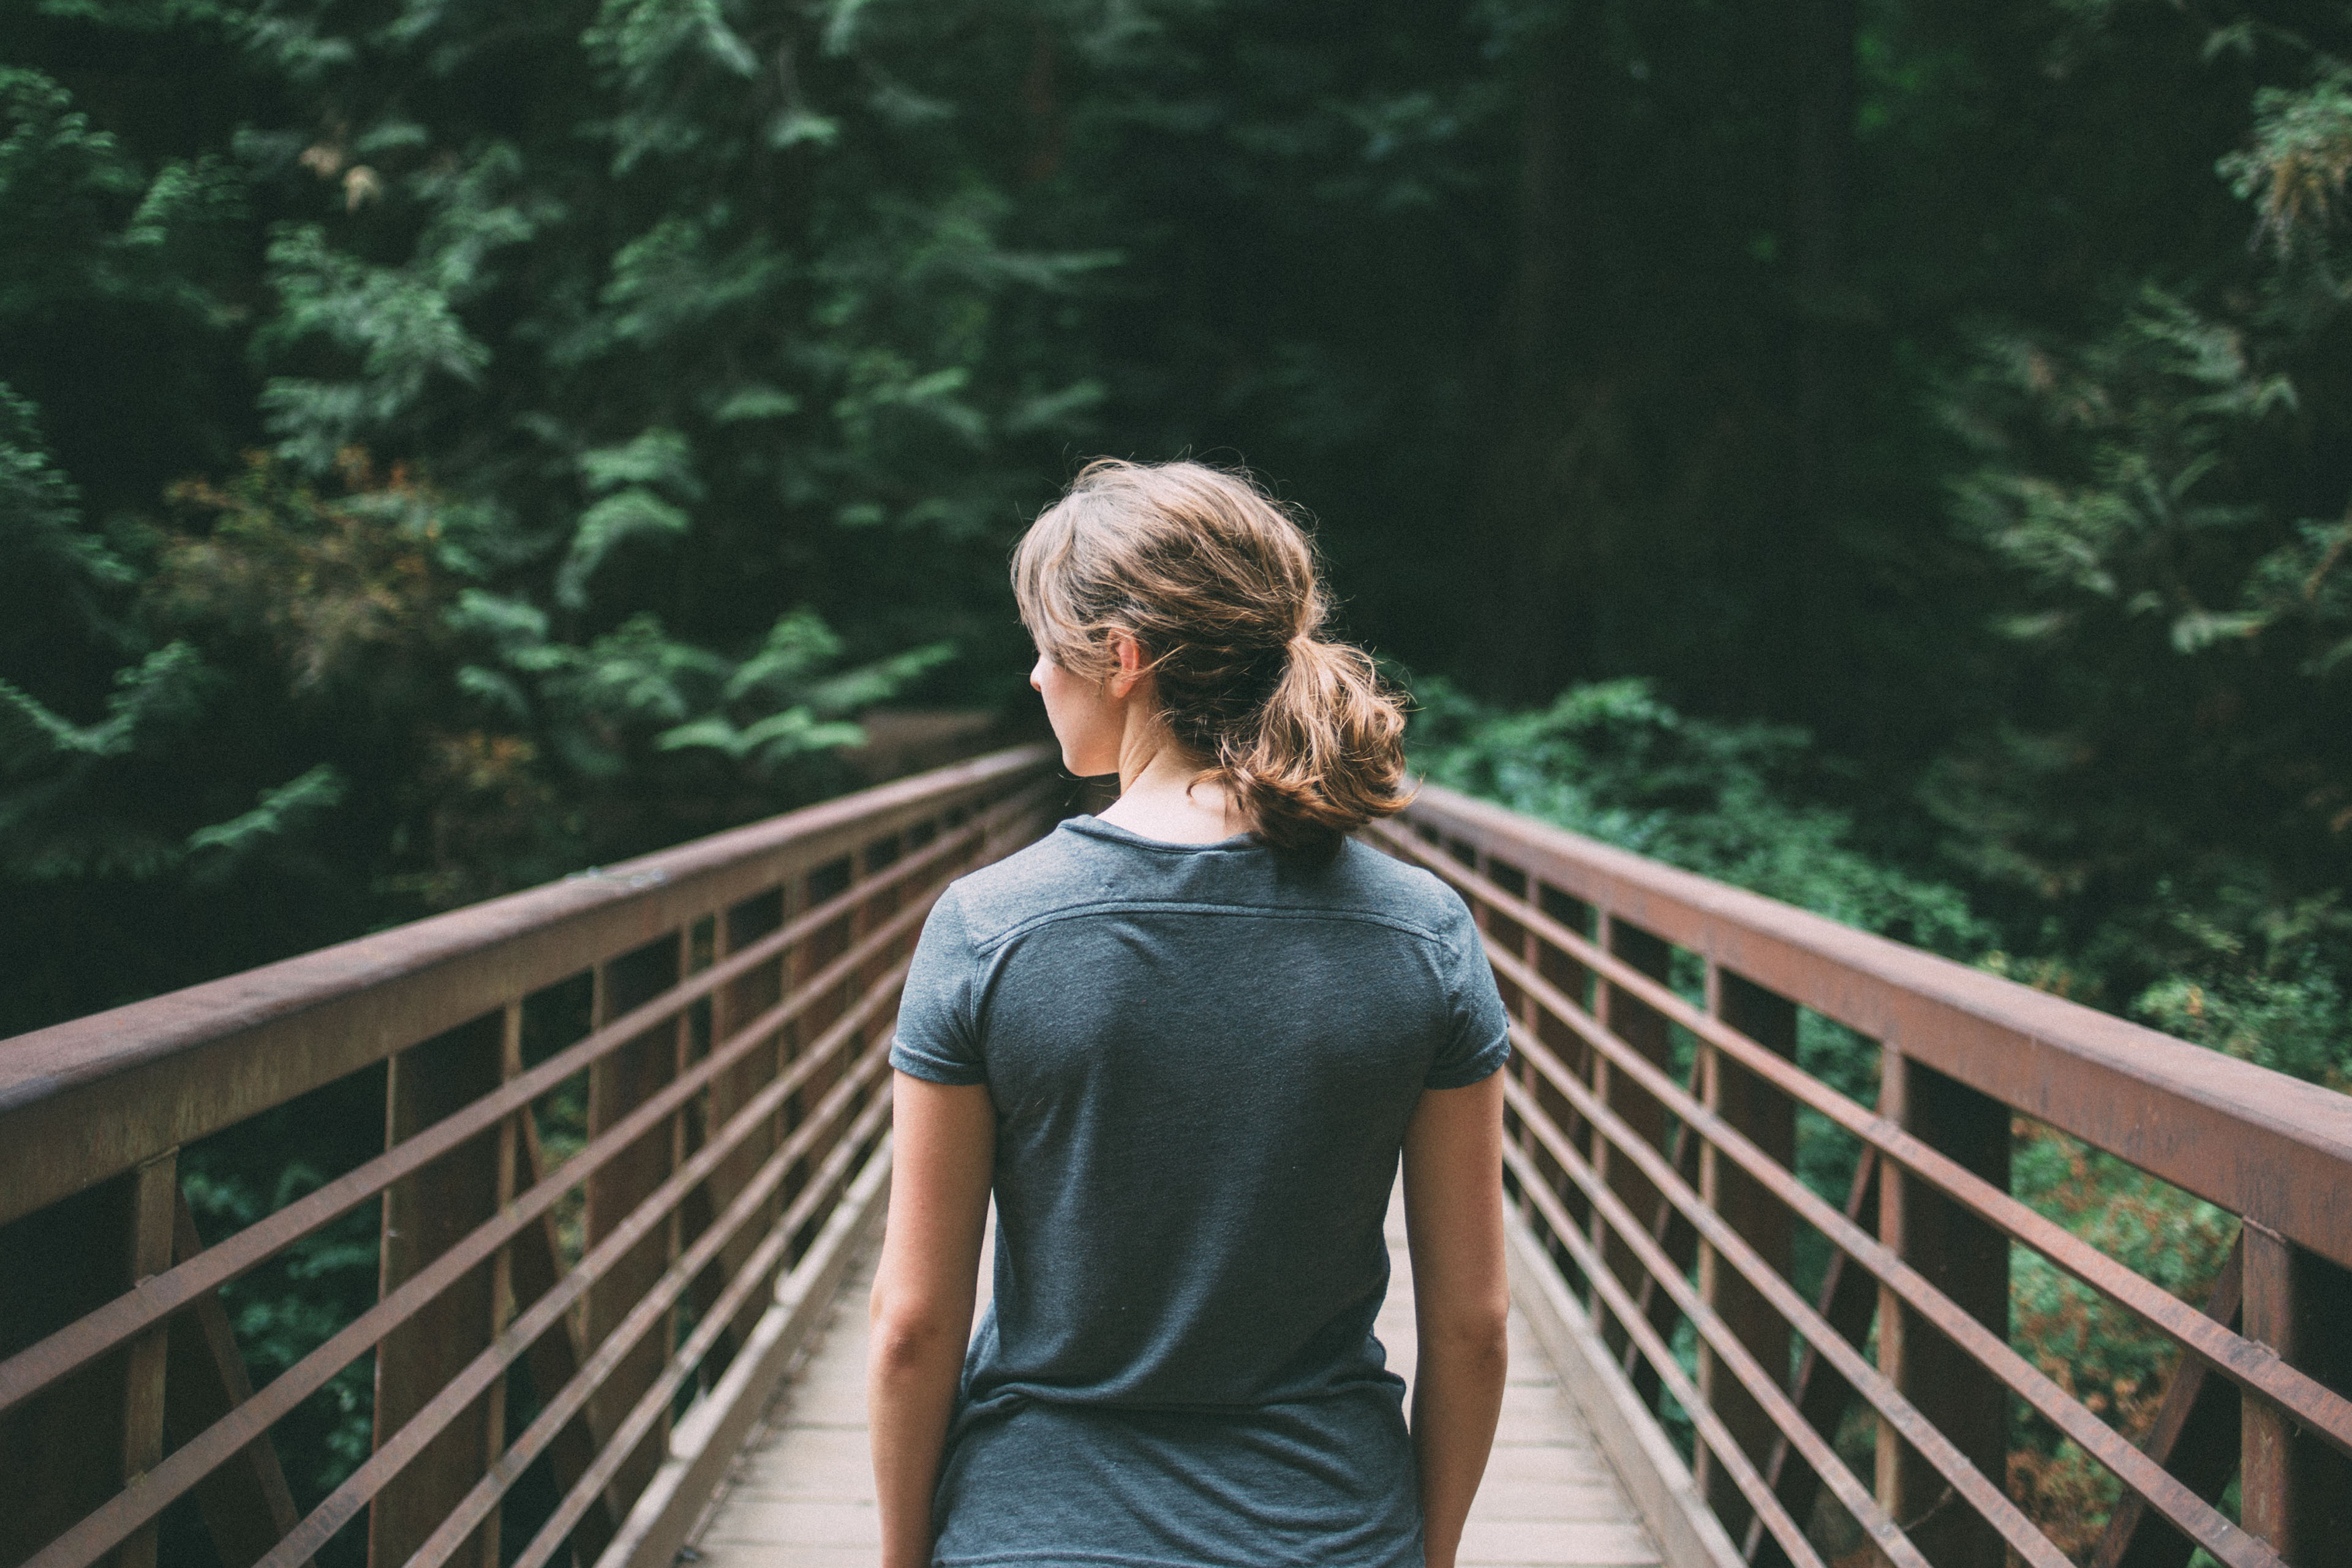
1222,636,1409,853
1012,458,1413,855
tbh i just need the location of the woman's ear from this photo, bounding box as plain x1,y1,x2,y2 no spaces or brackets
1106,630,1147,699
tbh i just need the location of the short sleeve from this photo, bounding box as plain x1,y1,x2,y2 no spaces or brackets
890,886,988,1086
1424,889,1512,1090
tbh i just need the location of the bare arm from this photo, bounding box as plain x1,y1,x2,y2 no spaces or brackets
1402,1069,1510,1568
870,1072,995,1568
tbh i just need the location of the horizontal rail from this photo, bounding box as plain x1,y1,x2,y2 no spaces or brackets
0,743,1056,1228
1397,785,2352,1272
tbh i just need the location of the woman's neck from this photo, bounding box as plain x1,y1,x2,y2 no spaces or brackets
1097,731,1243,845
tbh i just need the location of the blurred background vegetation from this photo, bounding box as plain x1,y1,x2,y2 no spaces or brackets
4,0,2350,1554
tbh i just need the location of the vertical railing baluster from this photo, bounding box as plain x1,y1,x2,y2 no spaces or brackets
118,1148,178,1568
583,937,684,1521
1697,966,1796,1558
1588,911,1619,1322
1594,913,1675,1409
480,1000,522,1568
510,981,612,1566
1533,884,1596,1256
1874,1050,2008,1568
696,887,782,1384
666,927,693,1386
370,1013,503,1568
2240,1222,2352,1559
1514,876,1544,1244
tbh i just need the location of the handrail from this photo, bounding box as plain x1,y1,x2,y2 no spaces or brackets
1373,786,2352,1568
0,743,1056,1229
1392,784,2352,1272
0,745,1066,1568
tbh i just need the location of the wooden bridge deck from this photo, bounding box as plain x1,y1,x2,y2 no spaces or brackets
687,1182,1659,1568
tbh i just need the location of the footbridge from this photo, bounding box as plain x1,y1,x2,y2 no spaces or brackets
4,746,2349,1568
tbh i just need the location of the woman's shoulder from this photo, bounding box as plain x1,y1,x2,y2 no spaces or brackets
937,820,1476,953
936,821,1112,948
1321,835,1481,943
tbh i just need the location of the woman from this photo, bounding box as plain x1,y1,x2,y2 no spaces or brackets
868,459,1512,1568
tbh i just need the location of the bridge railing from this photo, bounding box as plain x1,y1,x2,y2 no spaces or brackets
0,745,1063,1568
11,747,2350,1568
1371,788,2352,1568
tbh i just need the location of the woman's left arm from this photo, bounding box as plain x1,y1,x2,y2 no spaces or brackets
869,1071,996,1568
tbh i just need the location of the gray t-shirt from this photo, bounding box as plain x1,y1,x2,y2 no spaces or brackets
889,813,1512,1568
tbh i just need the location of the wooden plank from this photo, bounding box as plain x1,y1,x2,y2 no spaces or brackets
595,1141,893,1568
1455,1518,1659,1565
690,1178,1661,1568
1505,1205,1742,1568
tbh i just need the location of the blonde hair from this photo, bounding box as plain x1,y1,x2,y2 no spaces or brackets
1011,458,1411,853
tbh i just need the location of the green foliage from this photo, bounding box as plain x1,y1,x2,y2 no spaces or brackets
1946,289,2307,663
1927,7,2352,1106
2133,891,2352,1088
0,64,244,319
0,382,122,600
1408,675,1988,956
0,0,1095,1028
2222,69,2352,251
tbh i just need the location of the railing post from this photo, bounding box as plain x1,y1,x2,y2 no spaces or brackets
1593,913,1675,1406
1531,897,1598,1264
478,1000,523,1568
782,856,854,1221
369,1012,503,1568
583,939,684,1522
1698,968,1795,1553
1875,1051,2008,1568
118,1148,178,1568
508,1058,613,1566
695,889,786,1383
2239,1222,2352,1560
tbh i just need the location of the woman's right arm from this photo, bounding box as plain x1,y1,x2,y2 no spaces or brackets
869,1072,995,1568
1401,1069,1511,1568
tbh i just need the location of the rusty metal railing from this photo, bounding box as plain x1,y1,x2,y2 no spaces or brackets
1370,787,2352,1568
0,745,1063,1568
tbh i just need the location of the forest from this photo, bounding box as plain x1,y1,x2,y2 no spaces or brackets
4,0,2351,1558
